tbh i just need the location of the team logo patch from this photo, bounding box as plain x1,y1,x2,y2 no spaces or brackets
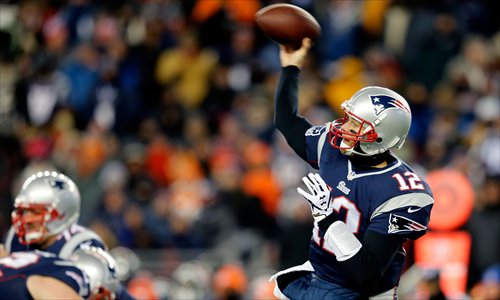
305,126,324,136
370,95,410,116
388,213,426,233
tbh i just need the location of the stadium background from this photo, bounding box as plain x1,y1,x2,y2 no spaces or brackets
0,0,498,299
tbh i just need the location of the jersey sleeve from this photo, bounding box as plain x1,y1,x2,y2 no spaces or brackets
16,253,92,299
45,260,91,298
85,238,107,250
368,193,433,240
58,229,108,259
304,125,329,169
4,226,27,254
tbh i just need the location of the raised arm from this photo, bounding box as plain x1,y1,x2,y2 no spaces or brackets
274,38,314,161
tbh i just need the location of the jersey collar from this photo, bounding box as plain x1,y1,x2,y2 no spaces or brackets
347,156,402,180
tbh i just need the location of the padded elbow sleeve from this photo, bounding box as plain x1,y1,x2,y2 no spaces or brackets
323,221,362,261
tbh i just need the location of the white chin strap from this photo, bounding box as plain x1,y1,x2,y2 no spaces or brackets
340,140,376,156
25,231,44,243
340,140,354,156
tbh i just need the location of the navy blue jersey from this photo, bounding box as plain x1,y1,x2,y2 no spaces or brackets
304,124,434,293
0,251,90,299
5,223,107,259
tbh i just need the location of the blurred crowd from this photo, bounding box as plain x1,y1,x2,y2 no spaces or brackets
0,0,498,299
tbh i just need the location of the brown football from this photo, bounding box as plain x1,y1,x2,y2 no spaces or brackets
255,3,321,49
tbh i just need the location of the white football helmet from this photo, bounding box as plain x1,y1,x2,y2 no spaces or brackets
71,245,120,300
11,171,80,244
329,86,412,156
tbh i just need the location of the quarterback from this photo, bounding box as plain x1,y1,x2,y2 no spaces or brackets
270,38,434,299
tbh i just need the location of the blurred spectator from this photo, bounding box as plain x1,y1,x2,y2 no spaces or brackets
7,0,45,56
470,264,500,300
399,2,463,90
240,139,282,218
156,30,219,109
144,190,176,248
122,141,156,206
212,263,248,300
417,269,446,300
314,0,363,63
465,175,500,289
14,51,69,127
92,185,132,246
61,43,100,129
169,260,213,300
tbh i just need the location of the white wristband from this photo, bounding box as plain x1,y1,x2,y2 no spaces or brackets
323,221,362,261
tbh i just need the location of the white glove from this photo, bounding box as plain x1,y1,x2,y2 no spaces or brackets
297,173,332,222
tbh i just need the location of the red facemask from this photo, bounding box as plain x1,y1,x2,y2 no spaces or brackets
329,112,378,151
11,204,59,245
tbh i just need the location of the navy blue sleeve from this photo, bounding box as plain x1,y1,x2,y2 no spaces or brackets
80,238,108,251
35,257,91,298
0,253,91,299
338,230,405,292
368,203,432,240
304,125,330,169
274,66,313,161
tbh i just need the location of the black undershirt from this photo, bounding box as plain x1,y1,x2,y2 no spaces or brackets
274,66,405,292
274,66,312,161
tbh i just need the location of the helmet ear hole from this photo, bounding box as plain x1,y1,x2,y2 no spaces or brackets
376,138,383,143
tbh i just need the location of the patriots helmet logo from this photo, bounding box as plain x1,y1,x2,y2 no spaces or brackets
48,179,66,190
388,213,426,233
370,95,410,116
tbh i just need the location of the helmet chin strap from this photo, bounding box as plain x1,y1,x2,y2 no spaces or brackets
24,230,44,244
340,140,354,156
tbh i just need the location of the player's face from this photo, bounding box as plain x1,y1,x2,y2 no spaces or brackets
339,116,362,151
12,206,48,244
20,208,45,231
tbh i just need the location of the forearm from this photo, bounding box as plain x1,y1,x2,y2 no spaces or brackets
274,66,312,160
321,222,404,289
28,276,83,300
338,232,402,289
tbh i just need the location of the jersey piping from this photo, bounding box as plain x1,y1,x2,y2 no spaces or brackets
370,193,434,221
59,230,104,259
347,158,403,180
317,126,329,164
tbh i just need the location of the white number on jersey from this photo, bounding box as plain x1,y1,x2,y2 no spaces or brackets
392,172,425,191
313,196,361,246
0,252,40,269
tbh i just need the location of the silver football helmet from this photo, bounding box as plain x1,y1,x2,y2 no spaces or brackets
11,171,80,244
71,245,120,299
329,86,412,156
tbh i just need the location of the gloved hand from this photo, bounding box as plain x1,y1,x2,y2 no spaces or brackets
297,173,333,222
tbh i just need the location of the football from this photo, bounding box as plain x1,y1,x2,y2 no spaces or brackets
255,3,321,49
